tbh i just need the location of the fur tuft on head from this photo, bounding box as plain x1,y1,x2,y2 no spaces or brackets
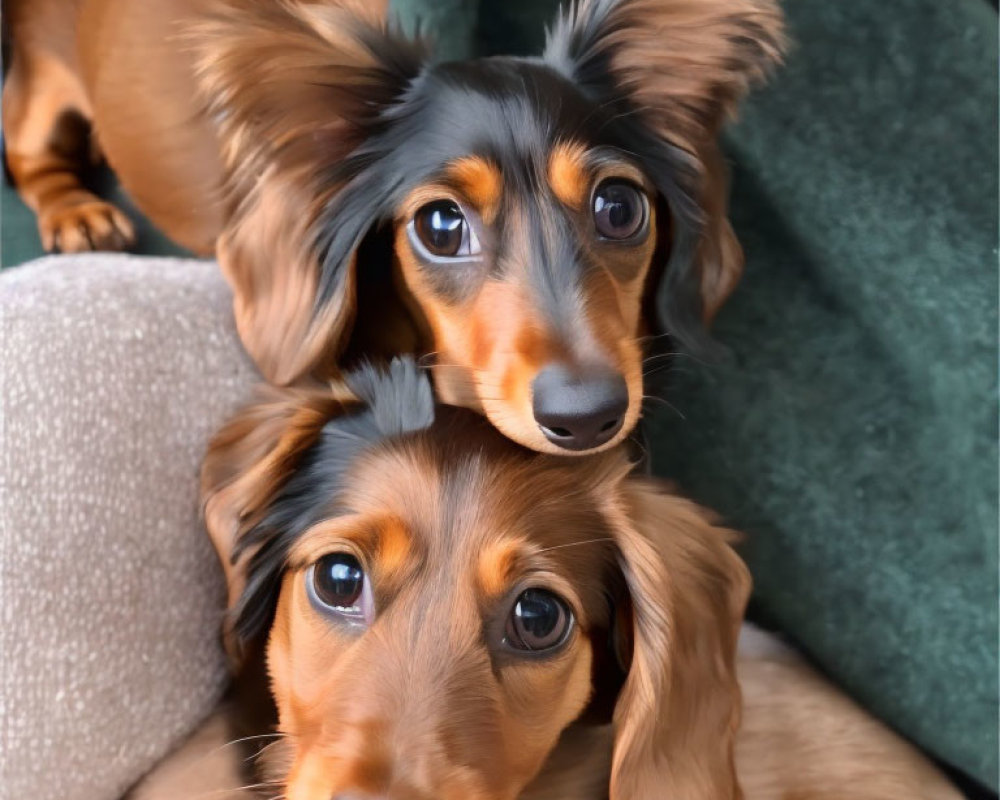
346,357,436,439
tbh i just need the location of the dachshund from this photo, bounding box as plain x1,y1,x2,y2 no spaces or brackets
3,0,785,455
126,359,963,800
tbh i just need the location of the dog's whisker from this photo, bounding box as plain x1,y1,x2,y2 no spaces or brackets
184,780,283,800
536,537,616,554
643,362,694,377
173,731,286,776
628,433,650,464
247,736,289,764
642,352,677,365
217,733,285,752
642,394,687,420
641,368,671,380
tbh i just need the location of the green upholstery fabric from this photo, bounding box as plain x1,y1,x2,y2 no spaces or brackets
393,0,552,59
1,179,41,268
394,0,1000,789
648,1,998,790
1,167,188,268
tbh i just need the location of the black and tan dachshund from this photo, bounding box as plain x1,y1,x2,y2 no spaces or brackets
4,0,784,453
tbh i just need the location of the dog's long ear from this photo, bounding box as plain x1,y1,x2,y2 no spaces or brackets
201,360,435,663
544,0,784,348
201,384,357,649
600,477,751,799
193,2,429,384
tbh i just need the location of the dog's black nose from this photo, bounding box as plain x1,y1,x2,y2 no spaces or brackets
532,365,628,451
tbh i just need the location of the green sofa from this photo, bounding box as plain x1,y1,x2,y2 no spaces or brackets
652,2,998,791
2,0,996,794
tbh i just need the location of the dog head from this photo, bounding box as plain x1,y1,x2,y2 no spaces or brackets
202,359,750,800
194,0,784,455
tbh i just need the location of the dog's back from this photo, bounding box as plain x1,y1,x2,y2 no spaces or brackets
736,625,962,800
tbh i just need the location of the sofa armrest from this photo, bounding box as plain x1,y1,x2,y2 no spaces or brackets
1,255,258,800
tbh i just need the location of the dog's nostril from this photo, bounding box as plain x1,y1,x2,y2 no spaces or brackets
532,364,629,452
545,425,574,438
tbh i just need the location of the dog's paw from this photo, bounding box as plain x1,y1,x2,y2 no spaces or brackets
39,199,136,253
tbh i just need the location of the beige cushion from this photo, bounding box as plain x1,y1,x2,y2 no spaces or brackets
0,255,258,800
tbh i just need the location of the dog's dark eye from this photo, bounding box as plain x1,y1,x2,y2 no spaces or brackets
308,552,374,627
593,181,646,240
412,200,481,258
314,553,363,607
505,588,574,653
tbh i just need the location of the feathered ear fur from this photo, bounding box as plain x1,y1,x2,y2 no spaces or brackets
192,1,430,385
599,477,751,799
545,0,785,350
200,383,356,661
200,358,435,663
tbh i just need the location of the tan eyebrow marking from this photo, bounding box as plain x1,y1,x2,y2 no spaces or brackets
287,513,416,598
445,156,503,224
476,538,525,602
548,141,590,209
375,517,415,582
286,515,376,569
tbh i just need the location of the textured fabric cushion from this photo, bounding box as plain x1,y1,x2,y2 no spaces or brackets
0,255,257,800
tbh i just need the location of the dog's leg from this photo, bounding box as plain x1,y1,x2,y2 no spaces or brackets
3,2,135,253
736,625,962,800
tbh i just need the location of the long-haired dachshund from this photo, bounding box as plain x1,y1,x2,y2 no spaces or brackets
3,0,784,455
126,360,962,800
